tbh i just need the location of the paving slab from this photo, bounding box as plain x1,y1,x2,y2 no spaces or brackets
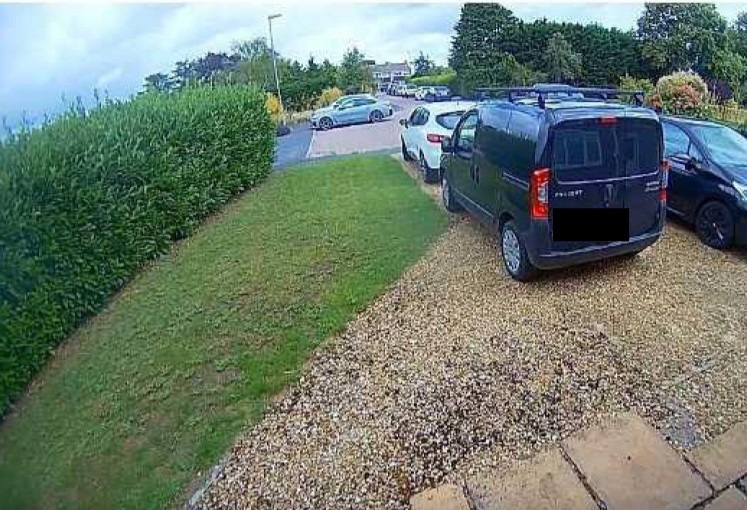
410,483,470,510
704,487,747,510
467,448,597,510
563,412,711,510
687,421,747,491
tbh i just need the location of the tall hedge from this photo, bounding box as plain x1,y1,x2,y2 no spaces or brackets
0,85,274,415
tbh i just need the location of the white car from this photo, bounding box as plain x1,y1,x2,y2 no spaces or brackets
399,101,475,183
414,86,431,101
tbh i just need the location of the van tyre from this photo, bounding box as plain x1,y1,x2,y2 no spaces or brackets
501,221,537,281
441,173,462,212
696,200,734,249
420,152,438,184
401,138,414,161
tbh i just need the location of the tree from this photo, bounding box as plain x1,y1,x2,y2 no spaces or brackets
413,52,436,76
710,45,746,102
636,3,728,77
336,47,373,93
449,3,525,93
143,73,173,93
191,52,239,83
231,38,276,61
543,32,582,83
172,60,196,89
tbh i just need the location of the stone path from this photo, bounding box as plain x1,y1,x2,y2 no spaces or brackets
411,413,747,510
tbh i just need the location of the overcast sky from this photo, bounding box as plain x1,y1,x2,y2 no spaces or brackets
1,2,744,127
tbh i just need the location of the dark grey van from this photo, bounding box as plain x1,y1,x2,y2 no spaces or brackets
440,87,667,281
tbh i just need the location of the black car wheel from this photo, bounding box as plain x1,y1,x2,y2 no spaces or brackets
318,117,333,131
370,110,384,123
401,138,414,161
420,152,438,184
500,221,537,282
441,173,462,212
696,200,734,249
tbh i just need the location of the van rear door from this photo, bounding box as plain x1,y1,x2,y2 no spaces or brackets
548,116,662,252
617,118,663,238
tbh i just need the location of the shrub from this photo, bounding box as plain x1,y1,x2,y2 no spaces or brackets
0,85,275,415
656,71,708,114
316,87,343,108
265,92,283,123
619,74,655,95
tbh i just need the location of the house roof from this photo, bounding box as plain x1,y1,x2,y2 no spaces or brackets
370,62,410,74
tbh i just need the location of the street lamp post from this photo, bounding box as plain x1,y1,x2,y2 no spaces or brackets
267,13,284,126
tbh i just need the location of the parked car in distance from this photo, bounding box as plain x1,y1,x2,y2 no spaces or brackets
400,101,475,183
414,86,431,101
440,86,667,281
400,84,418,97
388,83,405,96
425,86,452,102
310,96,393,130
661,116,747,249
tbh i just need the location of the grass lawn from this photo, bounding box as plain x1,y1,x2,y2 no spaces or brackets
0,155,447,510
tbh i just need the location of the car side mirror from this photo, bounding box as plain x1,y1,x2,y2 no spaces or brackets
685,157,702,172
441,136,452,153
399,119,408,128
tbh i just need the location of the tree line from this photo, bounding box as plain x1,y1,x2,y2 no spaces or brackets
142,40,374,112
448,3,747,104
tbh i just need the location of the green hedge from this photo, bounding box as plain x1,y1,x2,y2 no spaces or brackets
410,72,458,88
0,85,274,415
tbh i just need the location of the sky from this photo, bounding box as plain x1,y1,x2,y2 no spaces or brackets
1,2,745,127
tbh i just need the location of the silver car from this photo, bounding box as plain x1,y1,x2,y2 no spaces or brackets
310,96,393,130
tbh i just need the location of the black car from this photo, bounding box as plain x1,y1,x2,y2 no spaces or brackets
661,116,747,249
440,86,667,281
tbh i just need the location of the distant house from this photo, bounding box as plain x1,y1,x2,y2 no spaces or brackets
370,62,412,90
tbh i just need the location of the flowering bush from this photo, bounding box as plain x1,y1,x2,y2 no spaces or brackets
655,71,708,114
265,93,283,123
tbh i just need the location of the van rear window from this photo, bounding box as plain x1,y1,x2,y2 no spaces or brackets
553,130,602,170
552,119,661,179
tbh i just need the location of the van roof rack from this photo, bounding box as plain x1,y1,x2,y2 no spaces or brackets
472,86,645,109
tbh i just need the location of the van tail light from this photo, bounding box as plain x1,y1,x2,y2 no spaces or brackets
427,133,444,144
599,116,618,125
659,159,669,203
530,167,550,220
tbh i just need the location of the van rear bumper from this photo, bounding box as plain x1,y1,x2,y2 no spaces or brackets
524,228,662,270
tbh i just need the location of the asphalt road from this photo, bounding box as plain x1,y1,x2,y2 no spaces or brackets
274,123,314,169
273,95,419,169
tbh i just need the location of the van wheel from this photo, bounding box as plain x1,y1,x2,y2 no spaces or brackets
501,222,537,281
696,201,734,249
441,173,462,212
401,138,414,161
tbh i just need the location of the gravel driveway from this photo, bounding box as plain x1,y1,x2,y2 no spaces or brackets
196,168,747,510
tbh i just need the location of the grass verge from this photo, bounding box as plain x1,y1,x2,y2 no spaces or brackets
0,154,447,510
